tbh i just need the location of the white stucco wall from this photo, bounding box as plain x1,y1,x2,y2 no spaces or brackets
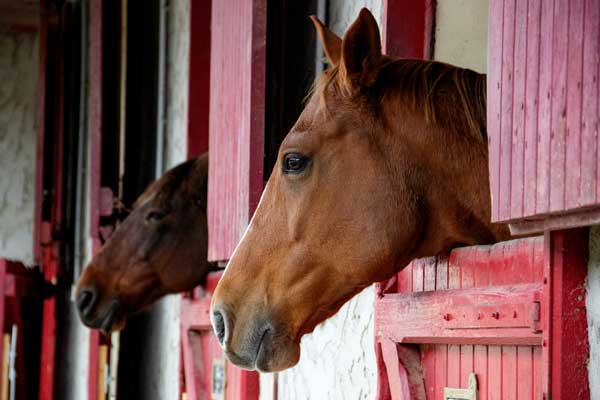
268,3,382,400
0,33,38,266
434,0,488,73
588,226,600,399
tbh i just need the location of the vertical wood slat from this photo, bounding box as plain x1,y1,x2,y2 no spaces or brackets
523,0,541,217
535,0,554,216
499,0,516,220
564,0,585,209
487,346,502,400
502,346,518,400
488,0,600,223
549,0,569,212
510,0,527,218
582,0,600,204
488,0,504,221
207,0,266,261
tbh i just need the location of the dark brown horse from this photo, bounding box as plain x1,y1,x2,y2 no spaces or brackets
211,9,510,372
76,153,210,333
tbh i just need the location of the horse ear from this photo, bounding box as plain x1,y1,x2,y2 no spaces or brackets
310,15,341,67
339,8,382,89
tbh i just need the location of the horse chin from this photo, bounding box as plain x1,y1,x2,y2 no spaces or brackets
254,339,300,373
223,330,300,372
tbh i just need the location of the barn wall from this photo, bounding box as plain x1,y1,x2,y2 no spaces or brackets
0,33,38,266
588,226,600,399
135,0,190,399
271,4,382,400
434,0,488,74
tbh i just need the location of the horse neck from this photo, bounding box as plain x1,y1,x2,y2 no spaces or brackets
382,112,510,256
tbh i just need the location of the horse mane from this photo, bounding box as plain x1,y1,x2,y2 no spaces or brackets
133,157,205,209
313,58,487,142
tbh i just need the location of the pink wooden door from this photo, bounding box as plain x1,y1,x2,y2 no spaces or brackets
207,0,267,262
487,0,600,233
375,231,589,400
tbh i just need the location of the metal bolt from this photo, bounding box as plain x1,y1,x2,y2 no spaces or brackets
513,311,518,318
443,313,451,321
492,312,500,319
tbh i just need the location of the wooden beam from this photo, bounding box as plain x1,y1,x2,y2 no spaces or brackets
376,283,544,345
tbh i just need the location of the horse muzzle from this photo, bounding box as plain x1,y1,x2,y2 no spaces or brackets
76,287,123,333
210,304,300,372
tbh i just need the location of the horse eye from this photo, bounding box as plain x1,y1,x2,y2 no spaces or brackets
145,210,166,222
282,153,310,174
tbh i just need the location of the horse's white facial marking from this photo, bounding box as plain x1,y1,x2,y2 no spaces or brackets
222,180,271,272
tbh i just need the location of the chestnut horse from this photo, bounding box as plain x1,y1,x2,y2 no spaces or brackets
211,9,510,372
76,153,210,333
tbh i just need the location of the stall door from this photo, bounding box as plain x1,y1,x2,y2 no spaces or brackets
375,231,589,400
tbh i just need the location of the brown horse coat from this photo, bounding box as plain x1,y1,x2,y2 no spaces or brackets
75,153,210,332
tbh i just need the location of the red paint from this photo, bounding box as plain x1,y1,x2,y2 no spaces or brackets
547,229,590,399
381,0,434,58
377,283,544,345
37,2,68,397
376,232,590,399
207,0,267,261
489,0,600,227
180,271,259,400
187,0,211,158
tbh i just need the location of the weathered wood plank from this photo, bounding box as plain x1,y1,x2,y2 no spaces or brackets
376,283,544,345
565,0,585,210
510,0,528,218
499,0,516,220
207,0,266,261
523,0,542,217
581,0,600,205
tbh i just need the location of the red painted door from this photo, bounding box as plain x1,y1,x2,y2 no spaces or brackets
207,0,267,262
375,231,589,400
487,0,600,233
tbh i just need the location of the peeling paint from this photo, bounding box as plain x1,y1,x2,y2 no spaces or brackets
588,226,600,399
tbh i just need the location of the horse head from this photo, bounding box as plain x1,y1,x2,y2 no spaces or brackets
75,154,210,333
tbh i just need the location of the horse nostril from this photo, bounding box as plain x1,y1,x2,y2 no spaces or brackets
76,288,97,318
212,309,227,346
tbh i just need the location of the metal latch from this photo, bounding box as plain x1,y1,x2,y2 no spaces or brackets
444,372,478,400
532,300,542,333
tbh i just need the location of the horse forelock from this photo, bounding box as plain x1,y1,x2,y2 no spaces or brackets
311,58,487,142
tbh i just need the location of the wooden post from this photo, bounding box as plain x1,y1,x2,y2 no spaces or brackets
546,229,590,399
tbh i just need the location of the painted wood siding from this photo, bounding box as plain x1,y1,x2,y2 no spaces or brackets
207,0,267,261
376,238,546,399
488,0,600,223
